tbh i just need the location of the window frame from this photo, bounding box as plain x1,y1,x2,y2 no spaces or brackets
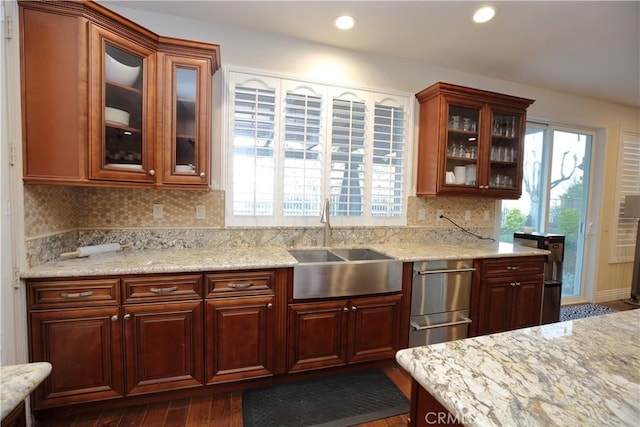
223,67,413,227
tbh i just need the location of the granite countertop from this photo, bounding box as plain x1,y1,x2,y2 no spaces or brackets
0,362,52,420
20,241,548,279
396,310,640,426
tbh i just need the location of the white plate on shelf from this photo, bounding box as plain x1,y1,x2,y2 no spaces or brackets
106,163,143,170
105,107,130,127
175,164,195,173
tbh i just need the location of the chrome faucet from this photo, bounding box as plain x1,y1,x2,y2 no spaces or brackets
320,198,331,247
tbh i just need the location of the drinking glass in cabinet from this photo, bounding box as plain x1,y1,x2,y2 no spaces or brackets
449,115,461,130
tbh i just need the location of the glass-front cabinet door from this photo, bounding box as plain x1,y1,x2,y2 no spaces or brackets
486,108,525,196
160,55,211,186
443,102,481,191
89,24,156,183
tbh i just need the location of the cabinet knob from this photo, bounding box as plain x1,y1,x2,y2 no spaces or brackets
510,282,516,286
267,303,273,309
515,282,521,286
110,315,118,322
123,313,131,320
351,306,357,311
200,172,205,178
343,307,349,312
149,169,156,176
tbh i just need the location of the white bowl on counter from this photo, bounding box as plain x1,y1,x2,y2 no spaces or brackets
105,53,140,86
105,107,130,127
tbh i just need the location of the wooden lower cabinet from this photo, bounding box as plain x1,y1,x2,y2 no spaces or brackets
287,294,402,372
205,296,275,384
471,256,545,336
123,301,203,395
29,307,123,409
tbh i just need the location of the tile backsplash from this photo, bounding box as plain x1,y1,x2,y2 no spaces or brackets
24,185,497,266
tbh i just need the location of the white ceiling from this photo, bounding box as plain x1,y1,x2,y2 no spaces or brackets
106,1,640,107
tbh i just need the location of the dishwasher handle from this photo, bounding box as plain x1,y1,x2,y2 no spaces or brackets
414,267,475,275
411,314,472,331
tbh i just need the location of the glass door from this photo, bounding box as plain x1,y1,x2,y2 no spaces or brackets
501,124,593,300
445,104,480,188
89,24,156,183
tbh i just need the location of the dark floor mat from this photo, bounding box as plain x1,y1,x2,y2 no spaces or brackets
242,369,409,427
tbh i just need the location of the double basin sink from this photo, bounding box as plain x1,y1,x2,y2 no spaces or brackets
288,248,402,300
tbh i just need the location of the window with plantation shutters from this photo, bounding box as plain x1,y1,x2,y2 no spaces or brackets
226,70,412,226
372,102,405,217
611,129,640,263
231,82,277,217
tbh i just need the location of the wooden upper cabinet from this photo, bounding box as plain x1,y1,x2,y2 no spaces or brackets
158,49,213,187
415,82,534,199
18,0,220,189
89,23,157,183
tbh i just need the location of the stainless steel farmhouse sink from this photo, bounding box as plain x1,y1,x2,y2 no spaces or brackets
288,248,402,300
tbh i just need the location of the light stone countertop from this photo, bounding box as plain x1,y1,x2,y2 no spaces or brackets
396,310,640,427
20,242,548,279
0,362,52,420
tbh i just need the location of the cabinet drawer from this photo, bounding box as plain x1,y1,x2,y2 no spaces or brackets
28,278,120,309
480,257,545,278
205,270,275,298
123,274,203,303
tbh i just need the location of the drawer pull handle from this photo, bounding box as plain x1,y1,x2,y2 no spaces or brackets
149,286,178,293
60,291,93,298
507,266,520,270
227,282,254,289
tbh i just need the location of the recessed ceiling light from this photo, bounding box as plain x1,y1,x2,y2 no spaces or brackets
473,6,496,23
334,15,356,30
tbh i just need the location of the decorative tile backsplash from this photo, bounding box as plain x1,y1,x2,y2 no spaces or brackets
23,185,497,266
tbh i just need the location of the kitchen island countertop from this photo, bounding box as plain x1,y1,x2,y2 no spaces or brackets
0,362,52,420
396,309,640,426
20,241,548,279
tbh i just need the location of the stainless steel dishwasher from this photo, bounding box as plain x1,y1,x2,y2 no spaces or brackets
409,259,475,347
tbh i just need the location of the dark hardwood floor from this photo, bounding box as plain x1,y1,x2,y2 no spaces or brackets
34,300,637,427
32,366,412,427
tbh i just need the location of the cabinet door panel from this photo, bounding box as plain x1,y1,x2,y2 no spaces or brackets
287,301,348,372
124,301,203,395
160,54,211,186
29,307,123,409
349,295,402,363
477,279,513,335
511,279,543,330
205,296,274,384
89,23,157,183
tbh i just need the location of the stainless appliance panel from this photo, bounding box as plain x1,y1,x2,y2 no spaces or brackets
409,311,471,347
411,260,474,315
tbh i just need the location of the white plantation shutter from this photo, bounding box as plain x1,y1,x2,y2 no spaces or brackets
611,129,640,262
282,86,324,217
230,77,277,217
330,94,367,217
372,101,406,217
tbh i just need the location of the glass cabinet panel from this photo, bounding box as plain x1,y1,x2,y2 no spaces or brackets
175,67,197,173
104,44,144,170
489,113,520,189
445,105,480,187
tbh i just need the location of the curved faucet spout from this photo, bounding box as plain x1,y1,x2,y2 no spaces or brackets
320,198,331,246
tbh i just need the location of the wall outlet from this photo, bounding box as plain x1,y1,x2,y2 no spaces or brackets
436,209,444,221
196,205,206,220
418,208,426,221
465,210,471,220
483,210,490,220
153,204,163,219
